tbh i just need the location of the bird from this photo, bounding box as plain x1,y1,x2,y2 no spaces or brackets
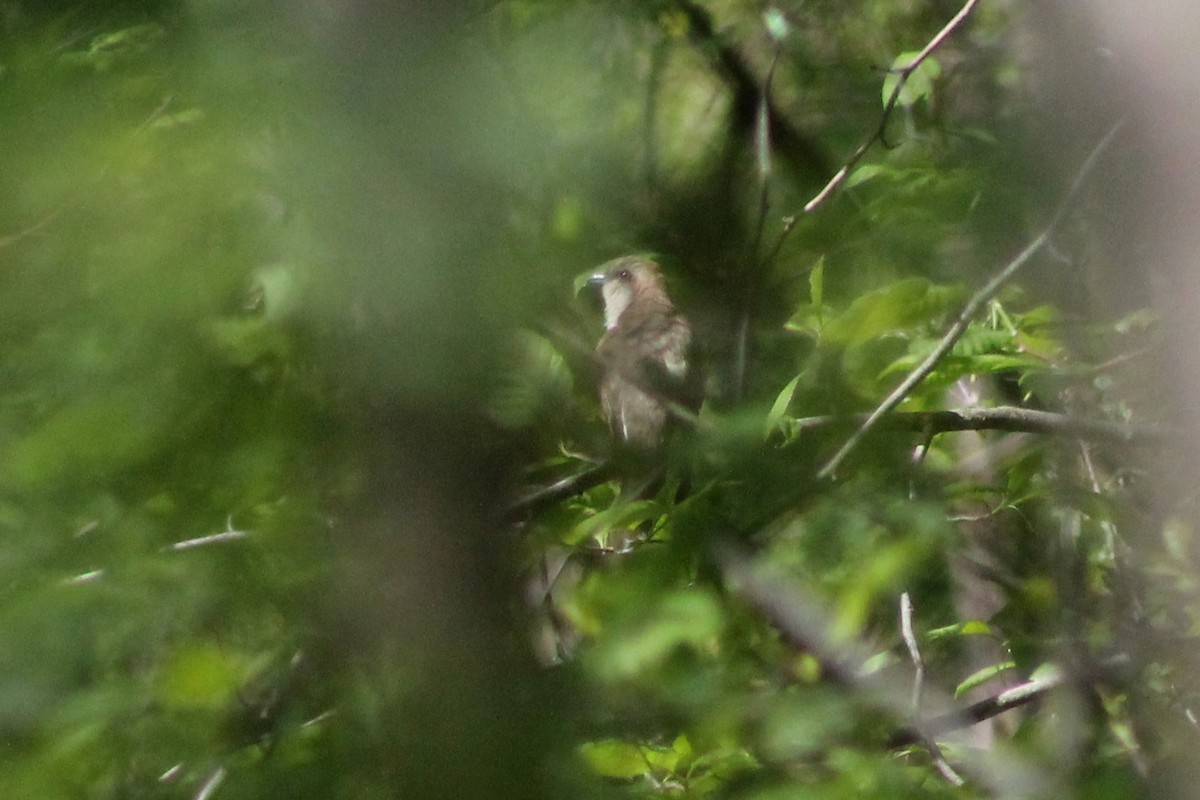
587,256,701,450
525,257,698,659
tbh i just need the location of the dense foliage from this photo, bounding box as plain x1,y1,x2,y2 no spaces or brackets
0,1,1195,799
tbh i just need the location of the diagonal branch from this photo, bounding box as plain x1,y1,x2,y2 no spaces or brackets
504,463,613,520
767,0,980,264
817,118,1128,479
888,654,1131,747
805,0,979,214
720,548,1055,795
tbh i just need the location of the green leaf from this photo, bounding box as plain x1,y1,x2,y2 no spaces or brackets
552,195,584,241
591,589,724,679
955,660,1015,698
566,499,660,545
880,352,1049,382
809,257,825,308
764,374,801,439
490,331,573,429
925,620,995,641
823,278,964,346
579,739,648,779
2,384,185,490
882,52,942,108
207,317,291,367
763,8,790,42
845,163,886,188
155,643,246,711
572,269,598,296
1029,662,1063,683
761,690,852,759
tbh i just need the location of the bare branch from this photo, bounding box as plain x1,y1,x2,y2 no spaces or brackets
807,0,979,214
767,0,980,266
900,593,924,713
720,548,1056,796
890,657,1129,747
785,405,1167,447
164,528,250,552
194,765,227,800
817,118,1129,478
900,592,965,786
890,669,1061,748
505,464,613,520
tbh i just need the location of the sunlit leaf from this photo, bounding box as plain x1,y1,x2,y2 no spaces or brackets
590,589,723,679
823,278,964,346
578,739,648,779
882,52,942,108
155,643,246,711
955,660,1016,698
764,374,801,439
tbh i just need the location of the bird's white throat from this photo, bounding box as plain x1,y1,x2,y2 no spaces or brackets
602,283,633,330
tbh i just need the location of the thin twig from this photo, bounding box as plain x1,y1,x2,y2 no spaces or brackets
766,0,980,266
164,528,250,552
735,43,785,403
817,118,1128,479
0,211,63,250
900,593,924,713
194,766,227,800
1086,344,1157,374
720,547,1055,796
890,669,1062,748
900,592,965,786
808,0,978,214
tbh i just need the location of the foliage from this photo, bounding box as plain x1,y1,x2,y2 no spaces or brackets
0,1,1190,800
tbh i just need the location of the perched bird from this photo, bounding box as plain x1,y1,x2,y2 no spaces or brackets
587,256,701,449
525,257,697,660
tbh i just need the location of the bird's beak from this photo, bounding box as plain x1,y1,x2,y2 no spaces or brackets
578,272,606,303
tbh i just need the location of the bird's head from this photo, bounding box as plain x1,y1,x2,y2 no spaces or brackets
586,256,668,331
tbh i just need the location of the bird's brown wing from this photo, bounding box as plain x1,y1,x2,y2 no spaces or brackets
597,310,698,448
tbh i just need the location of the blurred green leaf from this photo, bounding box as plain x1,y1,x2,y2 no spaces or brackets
882,52,942,108
820,278,964,346
590,589,723,680
955,660,1015,698
579,739,648,779
155,642,247,711
764,374,801,439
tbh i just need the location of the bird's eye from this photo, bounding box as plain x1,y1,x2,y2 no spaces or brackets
616,269,632,281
